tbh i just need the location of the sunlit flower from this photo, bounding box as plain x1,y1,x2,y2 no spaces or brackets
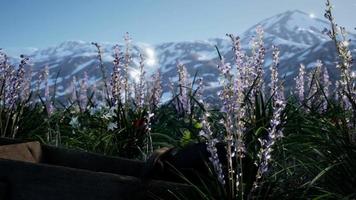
69,116,80,129
295,64,306,101
107,122,118,131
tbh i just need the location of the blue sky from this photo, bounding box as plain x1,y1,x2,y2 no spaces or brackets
0,0,355,50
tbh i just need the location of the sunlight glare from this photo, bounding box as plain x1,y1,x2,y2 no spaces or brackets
145,47,157,66
129,69,140,83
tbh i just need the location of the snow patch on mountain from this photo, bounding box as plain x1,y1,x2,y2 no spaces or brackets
3,10,356,100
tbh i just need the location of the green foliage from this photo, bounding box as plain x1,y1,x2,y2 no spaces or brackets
180,130,192,147
1,1,355,199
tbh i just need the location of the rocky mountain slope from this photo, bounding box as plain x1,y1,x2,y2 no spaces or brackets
5,10,356,100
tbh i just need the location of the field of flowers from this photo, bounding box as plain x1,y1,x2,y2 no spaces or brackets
0,0,355,199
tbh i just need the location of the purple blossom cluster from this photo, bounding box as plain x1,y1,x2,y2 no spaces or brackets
43,66,54,116
203,27,288,197
148,70,162,110
199,112,225,185
295,64,306,101
0,51,32,137
134,54,146,110
111,45,123,106
92,42,110,102
123,32,132,107
176,62,191,114
79,72,89,111
252,26,266,91
253,44,286,190
325,0,354,107
270,46,280,99
69,75,83,112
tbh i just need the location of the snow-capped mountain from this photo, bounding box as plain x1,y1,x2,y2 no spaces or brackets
4,10,356,100
243,10,330,45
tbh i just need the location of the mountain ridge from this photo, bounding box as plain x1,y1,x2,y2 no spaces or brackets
3,10,355,100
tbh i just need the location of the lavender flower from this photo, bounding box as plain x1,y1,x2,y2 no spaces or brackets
79,71,89,111
200,112,225,185
255,27,265,75
270,45,280,102
177,62,191,114
306,61,323,109
325,0,354,109
149,70,162,110
21,65,32,103
111,45,123,105
43,66,54,116
92,42,110,102
5,55,29,109
217,56,233,113
227,34,245,102
134,54,146,109
251,26,265,91
295,64,306,101
254,79,286,188
217,38,248,196
217,56,232,81
195,77,204,103
323,66,331,109
0,52,32,137
123,32,132,106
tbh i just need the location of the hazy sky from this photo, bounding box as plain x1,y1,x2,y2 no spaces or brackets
1,0,355,49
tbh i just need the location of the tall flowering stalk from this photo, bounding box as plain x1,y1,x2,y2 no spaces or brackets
216,30,267,198
207,28,287,199
252,26,266,92
217,51,245,198
254,45,285,189
39,65,61,144
21,65,32,104
323,66,331,99
148,70,162,111
92,42,110,102
0,52,30,138
111,45,123,106
325,0,353,96
254,87,286,186
227,33,248,111
79,71,89,112
200,112,225,185
306,61,323,110
321,64,332,111
176,62,191,115
325,0,355,141
43,66,54,117
13,55,29,138
7,56,28,110
295,64,306,101
123,32,132,109
270,46,280,101
195,77,204,103
134,54,146,110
